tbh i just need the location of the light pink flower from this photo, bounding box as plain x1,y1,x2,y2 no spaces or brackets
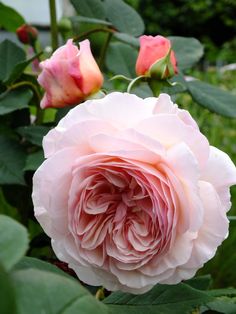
32,92,236,294
38,39,103,109
136,35,178,78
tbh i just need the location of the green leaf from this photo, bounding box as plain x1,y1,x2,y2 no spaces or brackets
0,135,26,185
12,268,109,314
0,3,25,32
131,82,153,98
162,73,187,95
203,298,236,314
104,283,213,314
113,32,139,48
0,263,17,314
207,289,236,298
24,150,44,171
70,16,111,26
0,40,26,82
0,88,33,115
187,80,236,118
14,256,71,278
17,125,50,146
169,36,204,71
0,215,28,271
106,42,138,77
184,275,212,291
5,52,42,85
70,0,106,19
103,0,144,36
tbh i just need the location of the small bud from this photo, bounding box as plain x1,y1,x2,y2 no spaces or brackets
16,24,38,45
136,35,178,80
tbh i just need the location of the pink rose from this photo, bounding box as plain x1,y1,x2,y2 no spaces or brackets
38,39,103,109
136,35,178,79
32,92,236,294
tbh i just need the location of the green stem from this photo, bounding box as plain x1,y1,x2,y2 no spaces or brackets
8,81,41,101
127,75,146,93
98,32,113,69
8,81,44,124
49,0,58,51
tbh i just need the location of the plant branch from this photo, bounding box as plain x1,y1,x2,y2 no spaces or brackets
49,0,58,51
8,81,44,124
98,32,113,69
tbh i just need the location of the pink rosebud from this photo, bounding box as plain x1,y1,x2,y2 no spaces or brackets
16,24,38,45
38,39,103,109
136,35,178,79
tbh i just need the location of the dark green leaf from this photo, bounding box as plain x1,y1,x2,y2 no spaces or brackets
14,256,71,278
70,16,111,26
17,125,50,146
0,263,17,314
55,106,72,123
113,32,139,47
24,150,44,171
0,188,20,220
0,3,25,32
187,80,236,118
202,298,236,314
0,135,26,185
207,289,236,298
12,268,109,314
169,36,204,71
70,0,106,19
0,88,33,115
5,52,42,85
0,215,28,271
0,40,26,82
184,275,212,291
131,82,152,98
106,42,138,77
162,73,188,95
104,283,213,314
103,0,144,36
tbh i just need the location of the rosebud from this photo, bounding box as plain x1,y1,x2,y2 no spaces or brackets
38,39,104,109
16,24,38,45
136,35,178,79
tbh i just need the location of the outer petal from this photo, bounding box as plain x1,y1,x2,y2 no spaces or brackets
177,181,229,272
201,146,236,211
77,39,104,94
135,114,209,169
32,147,78,238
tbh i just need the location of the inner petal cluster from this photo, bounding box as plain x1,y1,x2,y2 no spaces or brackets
68,156,178,269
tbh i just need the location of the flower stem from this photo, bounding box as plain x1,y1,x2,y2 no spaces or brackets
8,81,44,124
98,32,113,69
49,0,58,51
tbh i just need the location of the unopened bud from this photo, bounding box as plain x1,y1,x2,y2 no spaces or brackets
16,24,38,45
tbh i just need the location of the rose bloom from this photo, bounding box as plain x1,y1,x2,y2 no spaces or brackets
136,35,178,78
38,39,103,109
32,92,236,294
